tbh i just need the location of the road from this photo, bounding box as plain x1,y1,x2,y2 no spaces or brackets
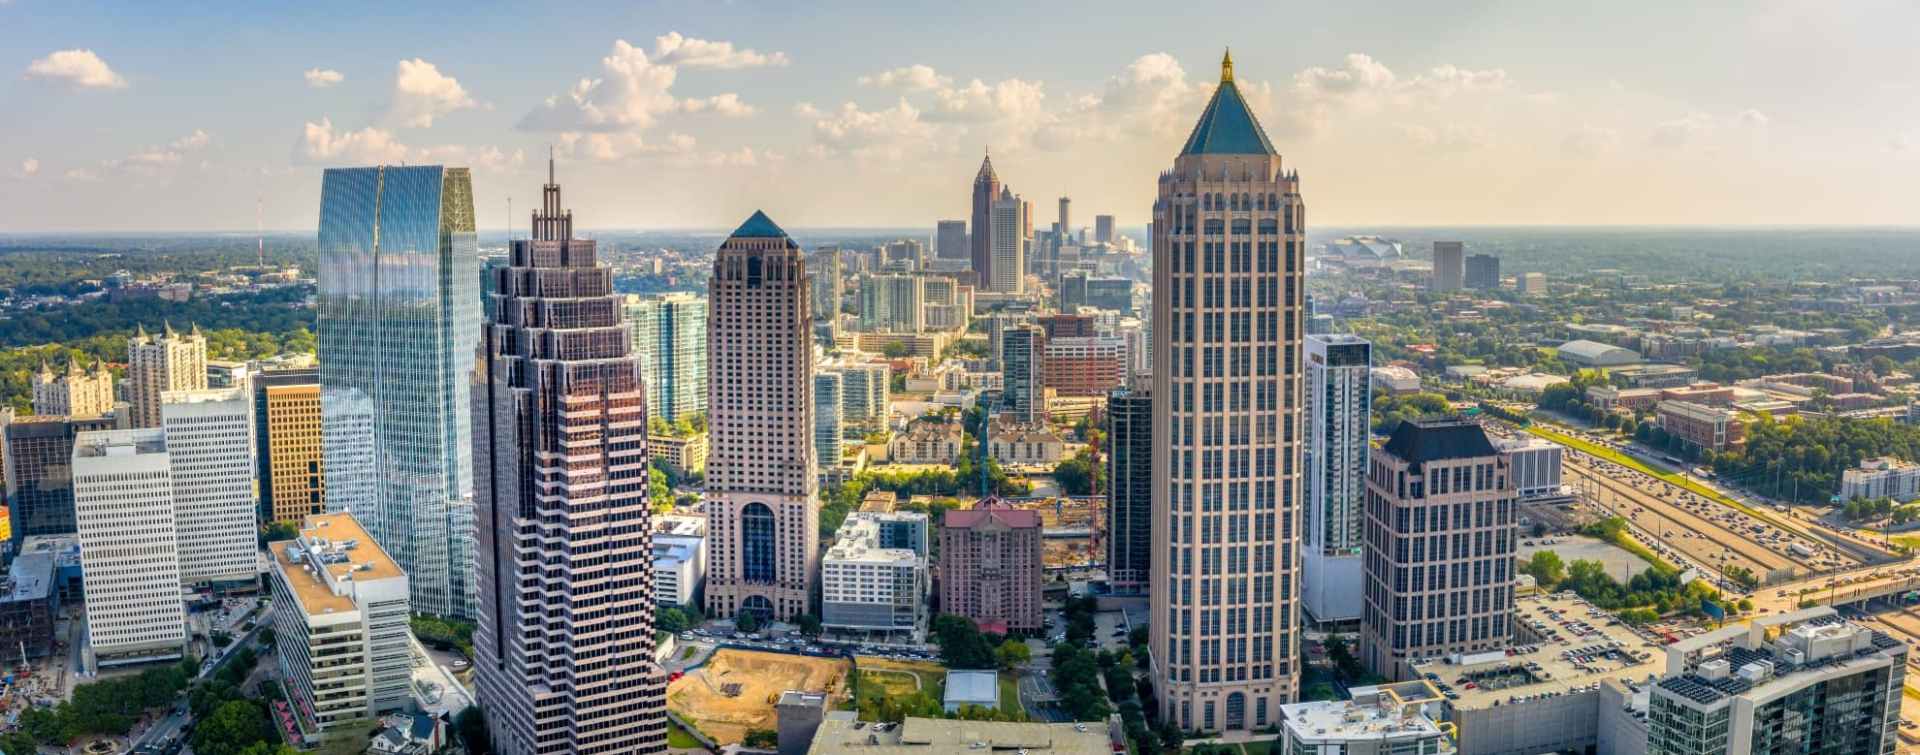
1567,456,1796,578
127,605,274,753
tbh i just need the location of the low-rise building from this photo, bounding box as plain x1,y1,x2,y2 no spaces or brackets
1656,400,1746,452
1496,436,1564,500
821,512,928,635
652,515,707,608
1372,366,1423,395
268,513,411,741
1279,681,1452,755
988,423,1064,466
1557,340,1641,367
889,418,964,465
808,716,1113,755
0,549,60,661
649,432,708,474
942,670,1000,713
1840,456,1920,501
1586,385,1661,412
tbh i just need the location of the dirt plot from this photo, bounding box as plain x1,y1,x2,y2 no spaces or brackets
668,649,851,745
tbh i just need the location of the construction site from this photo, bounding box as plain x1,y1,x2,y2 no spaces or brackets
666,649,851,746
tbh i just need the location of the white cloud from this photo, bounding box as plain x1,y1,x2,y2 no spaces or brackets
859,65,951,92
679,93,756,117
520,38,768,135
1294,53,1398,99
391,58,475,127
1563,125,1623,157
556,131,697,162
18,158,39,178
1398,123,1493,152
24,49,127,90
1736,109,1770,128
304,68,344,88
170,129,211,151
651,32,789,69
796,99,937,160
1894,133,1915,154
297,118,410,164
77,129,216,175
1650,110,1766,150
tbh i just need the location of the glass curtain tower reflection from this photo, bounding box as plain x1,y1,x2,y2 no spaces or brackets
316,165,480,619
472,159,667,755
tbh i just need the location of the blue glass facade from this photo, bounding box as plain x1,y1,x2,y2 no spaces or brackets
317,165,479,619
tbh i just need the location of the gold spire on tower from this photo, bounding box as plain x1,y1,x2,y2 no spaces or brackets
1221,48,1234,83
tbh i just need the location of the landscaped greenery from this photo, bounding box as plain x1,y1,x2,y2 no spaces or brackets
410,615,476,658
8,659,194,750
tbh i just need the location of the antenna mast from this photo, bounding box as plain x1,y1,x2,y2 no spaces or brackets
255,195,264,268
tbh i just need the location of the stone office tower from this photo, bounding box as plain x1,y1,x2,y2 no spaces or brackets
970,152,1001,281
1150,51,1307,733
472,161,667,755
704,211,820,622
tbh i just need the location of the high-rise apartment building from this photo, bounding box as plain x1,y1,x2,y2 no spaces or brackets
814,371,844,471
1150,51,1305,732
268,513,411,739
1000,325,1045,424
884,239,924,269
31,358,114,418
1360,419,1516,681
1430,242,1464,292
627,292,709,423
1095,215,1116,245
938,499,1042,634
970,153,1001,280
936,220,968,260
829,361,891,434
808,247,843,346
72,428,185,665
1107,386,1152,594
255,369,325,526
820,511,928,635
317,164,479,619
859,273,926,333
127,323,208,428
989,188,1027,293
704,211,819,622
472,163,667,755
161,386,258,588
1303,335,1371,625
3,414,116,540
1464,254,1500,290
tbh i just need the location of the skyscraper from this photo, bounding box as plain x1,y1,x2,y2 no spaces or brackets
989,188,1027,293
1058,196,1071,243
936,220,968,260
1107,385,1152,594
1000,325,1045,424
1095,215,1116,245
72,428,185,666
807,247,842,346
970,152,1001,280
1150,51,1305,732
3,413,116,540
127,323,207,428
317,164,479,619
1302,335,1370,625
1430,241,1464,292
813,371,844,472
161,386,258,588
1360,419,1515,680
254,369,325,526
1464,253,1500,290
31,358,113,418
938,499,1043,634
473,162,667,755
858,273,926,333
627,292,709,423
704,211,819,622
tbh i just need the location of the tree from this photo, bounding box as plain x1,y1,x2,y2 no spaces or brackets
745,729,780,749
649,466,673,512
996,639,1032,669
736,611,761,634
456,705,492,755
1323,636,1366,680
658,606,697,634
882,340,909,358
932,614,997,668
795,613,823,637
1052,449,1104,496
191,699,274,755
1521,551,1566,589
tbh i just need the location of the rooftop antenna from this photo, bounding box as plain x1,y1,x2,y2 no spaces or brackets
507,196,513,242
255,194,264,268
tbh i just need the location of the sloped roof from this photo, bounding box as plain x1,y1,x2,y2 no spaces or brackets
730,210,790,239
1180,53,1277,156
1381,418,1498,465
943,498,1040,529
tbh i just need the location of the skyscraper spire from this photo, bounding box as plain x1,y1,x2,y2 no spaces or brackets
1221,48,1234,83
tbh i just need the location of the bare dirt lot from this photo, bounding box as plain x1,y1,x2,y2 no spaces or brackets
668,649,851,745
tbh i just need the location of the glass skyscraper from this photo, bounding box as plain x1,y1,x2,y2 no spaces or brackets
317,165,479,619
625,292,708,423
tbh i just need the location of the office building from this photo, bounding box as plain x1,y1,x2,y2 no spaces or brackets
989,188,1027,293
255,369,326,526
1519,272,1546,296
1463,254,1500,290
814,371,844,471
936,220,968,260
1041,336,1126,397
1278,682,1451,755
1841,457,1920,501
1086,277,1135,314
268,513,411,740
1057,196,1071,244
472,163,667,755
3,414,116,540
1059,273,1088,312
627,292,709,423
161,386,258,588
809,717,1112,755
1107,387,1151,594
1657,400,1747,452
1000,325,1045,424
859,273,926,333
1494,436,1563,500
1303,335,1371,625
317,164,479,619
1430,242,1464,292
704,211,820,623
31,358,113,419
1095,215,1115,245
808,247,843,346
127,323,208,428
1360,419,1516,681
938,499,1042,634
1649,608,1904,755
885,239,924,269
653,516,708,609
1149,51,1305,732
649,432,708,475
0,547,61,660
970,152,1001,281
72,428,185,666
821,512,928,635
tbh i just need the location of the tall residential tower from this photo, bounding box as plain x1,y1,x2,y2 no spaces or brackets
127,323,207,428
1150,51,1306,732
1302,335,1371,625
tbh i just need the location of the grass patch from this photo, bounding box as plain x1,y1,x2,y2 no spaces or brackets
667,719,704,749
999,673,1021,711
1240,742,1275,755
680,646,699,660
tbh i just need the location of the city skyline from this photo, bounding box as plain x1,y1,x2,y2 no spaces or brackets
5,1,1918,232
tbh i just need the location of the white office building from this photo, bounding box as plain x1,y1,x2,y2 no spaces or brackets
653,515,708,608
1495,436,1565,500
821,512,928,635
1303,335,1371,625
73,428,186,666
161,385,260,587
268,512,412,740
988,188,1027,293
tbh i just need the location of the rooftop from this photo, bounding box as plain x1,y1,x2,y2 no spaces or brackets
943,670,999,707
1380,418,1499,465
1280,691,1446,744
809,716,1112,755
1179,51,1277,157
944,498,1041,530
730,209,790,239
1,551,55,603
1420,591,1665,710
269,512,406,617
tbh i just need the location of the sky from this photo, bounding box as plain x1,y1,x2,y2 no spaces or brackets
2,0,1916,232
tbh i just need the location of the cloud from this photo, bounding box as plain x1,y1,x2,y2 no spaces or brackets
520,38,763,135
304,68,344,88
1563,125,1622,157
1894,133,1915,154
795,99,937,160
651,32,789,69
859,65,951,92
298,118,410,164
679,93,755,117
17,158,39,178
1735,109,1769,128
1650,110,1766,150
66,129,217,177
391,58,475,127
1398,123,1493,152
24,49,127,90
556,131,697,162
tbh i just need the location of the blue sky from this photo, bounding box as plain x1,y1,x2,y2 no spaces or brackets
3,0,1916,231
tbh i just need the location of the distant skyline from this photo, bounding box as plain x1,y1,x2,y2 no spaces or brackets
3,0,1916,231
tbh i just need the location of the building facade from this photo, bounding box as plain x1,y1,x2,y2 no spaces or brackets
268,513,411,740
31,358,114,419
1000,325,1046,424
704,211,820,622
1041,336,1127,397
626,293,709,423
814,372,845,471
821,512,928,634
1430,242,1464,292
127,323,208,428
3,414,116,540
317,164,479,619
1841,457,1920,502
970,154,1001,281
1107,387,1152,594
72,428,185,665
471,164,667,755
936,220,968,261
1656,399,1746,452
1463,254,1500,290
653,516,707,609
1150,52,1306,732
1495,437,1563,500
989,188,1027,293
859,273,926,333
1303,335,1371,625
938,499,1042,634
255,369,326,526
1095,215,1116,245
161,386,259,587
1360,419,1517,681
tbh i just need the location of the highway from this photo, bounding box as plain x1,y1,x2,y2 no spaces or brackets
1566,455,1801,578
